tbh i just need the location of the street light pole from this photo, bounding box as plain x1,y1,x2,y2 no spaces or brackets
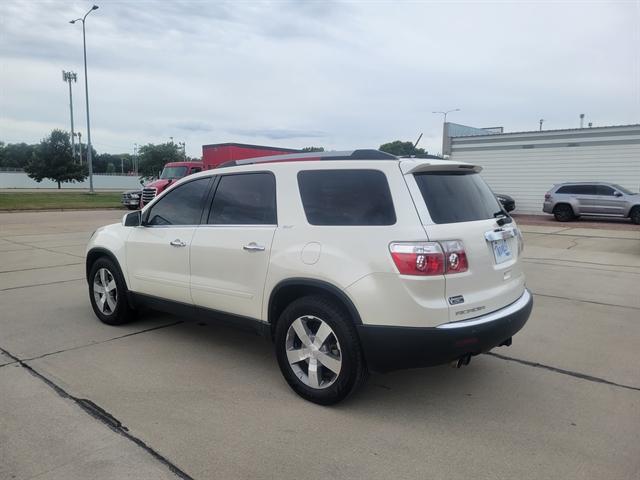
432,108,460,124
70,5,99,193
433,109,460,158
62,71,77,162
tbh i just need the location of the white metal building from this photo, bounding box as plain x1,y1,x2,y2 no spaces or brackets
445,124,640,214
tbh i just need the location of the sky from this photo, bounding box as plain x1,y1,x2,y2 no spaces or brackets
1,0,639,158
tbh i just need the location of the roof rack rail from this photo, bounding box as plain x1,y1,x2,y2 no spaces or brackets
216,149,397,168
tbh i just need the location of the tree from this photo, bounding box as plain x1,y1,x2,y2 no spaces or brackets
0,142,36,169
301,146,324,152
379,140,425,157
137,142,183,179
24,130,87,189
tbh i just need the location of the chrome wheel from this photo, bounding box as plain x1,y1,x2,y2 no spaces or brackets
93,268,117,316
285,315,342,389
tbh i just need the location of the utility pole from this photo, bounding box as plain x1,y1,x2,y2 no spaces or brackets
70,5,99,193
579,113,585,129
539,119,544,131
433,109,460,158
62,71,78,161
77,132,83,164
133,143,138,175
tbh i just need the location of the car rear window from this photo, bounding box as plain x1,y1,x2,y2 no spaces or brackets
298,170,396,225
414,172,501,224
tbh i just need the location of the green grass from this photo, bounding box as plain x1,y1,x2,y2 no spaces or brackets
0,192,123,211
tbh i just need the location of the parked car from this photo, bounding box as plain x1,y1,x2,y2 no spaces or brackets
495,193,515,212
120,190,141,210
543,182,640,224
86,150,533,404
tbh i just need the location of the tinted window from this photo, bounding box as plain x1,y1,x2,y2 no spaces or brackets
208,173,276,225
414,172,501,224
557,185,597,195
597,185,615,196
147,178,210,226
297,170,396,226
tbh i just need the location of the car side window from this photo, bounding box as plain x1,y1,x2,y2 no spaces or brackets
597,185,615,196
146,178,211,226
297,169,396,225
580,185,598,195
207,173,277,225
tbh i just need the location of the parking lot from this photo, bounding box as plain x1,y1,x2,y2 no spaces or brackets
1,209,639,480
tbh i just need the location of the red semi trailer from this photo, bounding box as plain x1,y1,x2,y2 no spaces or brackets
139,143,299,206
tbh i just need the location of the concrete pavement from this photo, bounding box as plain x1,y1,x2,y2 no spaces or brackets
1,210,639,480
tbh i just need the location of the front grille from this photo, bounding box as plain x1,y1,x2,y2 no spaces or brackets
142,187,157,204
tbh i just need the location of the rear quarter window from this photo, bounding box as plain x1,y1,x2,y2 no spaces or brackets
297,169,396,226
414,172,501,224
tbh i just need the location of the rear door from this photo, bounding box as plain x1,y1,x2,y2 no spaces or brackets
574,184,600,214
189,172,277,320
402,162,525,322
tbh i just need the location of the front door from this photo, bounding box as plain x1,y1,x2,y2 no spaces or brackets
126,177,212,304
595,185,626,215
190,172,277,320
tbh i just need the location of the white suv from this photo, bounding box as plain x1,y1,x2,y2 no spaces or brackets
86,149,532,404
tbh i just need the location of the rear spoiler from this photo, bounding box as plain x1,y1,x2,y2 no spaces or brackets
400,160,482,174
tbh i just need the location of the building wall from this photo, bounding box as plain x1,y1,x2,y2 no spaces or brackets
449,125,640,214
0,172,142,190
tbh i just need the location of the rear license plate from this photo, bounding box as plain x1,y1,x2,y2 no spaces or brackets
491,239,512,264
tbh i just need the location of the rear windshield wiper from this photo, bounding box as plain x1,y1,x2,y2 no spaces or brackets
493,210,512,226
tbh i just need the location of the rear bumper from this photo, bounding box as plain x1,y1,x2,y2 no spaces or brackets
542,202,553,213
357,289,533,372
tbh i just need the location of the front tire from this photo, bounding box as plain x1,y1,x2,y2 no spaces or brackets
275,295,367,405
88,257,136,325
630,207,640,225
553,204,575,222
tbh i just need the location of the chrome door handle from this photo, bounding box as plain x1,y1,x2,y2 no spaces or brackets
243,242,265,252
170,239,187,247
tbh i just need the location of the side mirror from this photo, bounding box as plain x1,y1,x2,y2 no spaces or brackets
139,179,144,186
614,191,623,197
122,210,141,227
504,203,516,213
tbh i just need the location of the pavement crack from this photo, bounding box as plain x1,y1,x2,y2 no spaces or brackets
487,352,640,392
531,291,640,311
1,237,84,259
0,262,82,274
0,278,84,292
21,321,184,362
0,345,194,480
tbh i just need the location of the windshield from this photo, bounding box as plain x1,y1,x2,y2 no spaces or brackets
414,172,502,224
611,184,635,195
160,166,188,179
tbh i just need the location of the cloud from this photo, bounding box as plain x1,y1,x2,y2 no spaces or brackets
228,128,327,140
0,0,638,158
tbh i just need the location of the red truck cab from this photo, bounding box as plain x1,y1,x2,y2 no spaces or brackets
140,143,299,206
141,161,203,206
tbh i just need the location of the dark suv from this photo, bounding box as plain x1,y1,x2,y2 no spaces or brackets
543,182,640,224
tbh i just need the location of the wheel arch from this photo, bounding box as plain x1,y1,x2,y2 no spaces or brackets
268,278,363,338
86,247,127,288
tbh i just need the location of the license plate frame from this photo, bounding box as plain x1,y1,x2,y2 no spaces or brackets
491,238,512,264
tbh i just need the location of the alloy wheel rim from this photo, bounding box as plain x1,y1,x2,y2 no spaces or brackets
285,315,342,389
93,268,117,315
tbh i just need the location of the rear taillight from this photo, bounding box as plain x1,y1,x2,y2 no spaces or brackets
441,240,468,273
389,241,468,276
544,192,551,201
389,242,444,275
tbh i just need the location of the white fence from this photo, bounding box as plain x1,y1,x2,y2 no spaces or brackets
0,171,142,190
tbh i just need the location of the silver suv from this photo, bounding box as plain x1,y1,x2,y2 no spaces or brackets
543,182,640,224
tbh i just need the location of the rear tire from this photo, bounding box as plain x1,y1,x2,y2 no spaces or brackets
553,204,575,222
274,295,367,405
88,257,136,325
630,207,640,225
